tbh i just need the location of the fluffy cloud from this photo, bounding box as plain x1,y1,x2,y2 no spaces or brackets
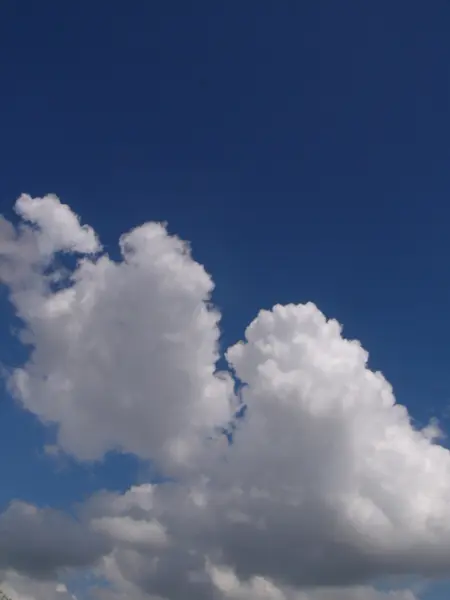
207,566,419,600
1,194,233,470
75,484,421,600
213,304,450,586
1,194,450,599
0,571,75,600
0,501,108,579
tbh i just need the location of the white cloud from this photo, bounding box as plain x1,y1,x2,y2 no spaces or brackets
1,194,450,599
212,303,450,586
15,194,100,256
1,194,233,471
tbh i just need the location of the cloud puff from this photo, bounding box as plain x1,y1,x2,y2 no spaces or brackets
1,194,450,599
14,194,100,256
0,571,75,600
214,303,450,586
0,501,108,579
74,484,422,600
208,565,419,600
0,493,420,600
1,194,233,470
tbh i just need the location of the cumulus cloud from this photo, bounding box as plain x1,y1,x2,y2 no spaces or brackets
14,194,100,256
0,500,108,579
214,304,450,586
1,194,450,599
207,565,419,600
0,570,75,600
1,194,233,470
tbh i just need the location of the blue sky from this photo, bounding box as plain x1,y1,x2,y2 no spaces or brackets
1,2,450,600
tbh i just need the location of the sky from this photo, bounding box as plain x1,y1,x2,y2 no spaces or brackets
1,1,450,599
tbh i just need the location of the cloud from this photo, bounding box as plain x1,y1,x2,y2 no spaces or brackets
1,194,233,471
0,571,75,600
212,303,450,586
1,194,450,599
207,565,419,600
14,194,100,256
0,501,108,579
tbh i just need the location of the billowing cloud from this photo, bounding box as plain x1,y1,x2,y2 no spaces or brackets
1,194,450,599
212,304,450,586
0,501,108,579
207,565,419,600
75,484,422,600
0,570,75,600
1,194,233,471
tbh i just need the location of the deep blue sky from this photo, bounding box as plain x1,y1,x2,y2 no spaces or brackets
0,4,450,595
